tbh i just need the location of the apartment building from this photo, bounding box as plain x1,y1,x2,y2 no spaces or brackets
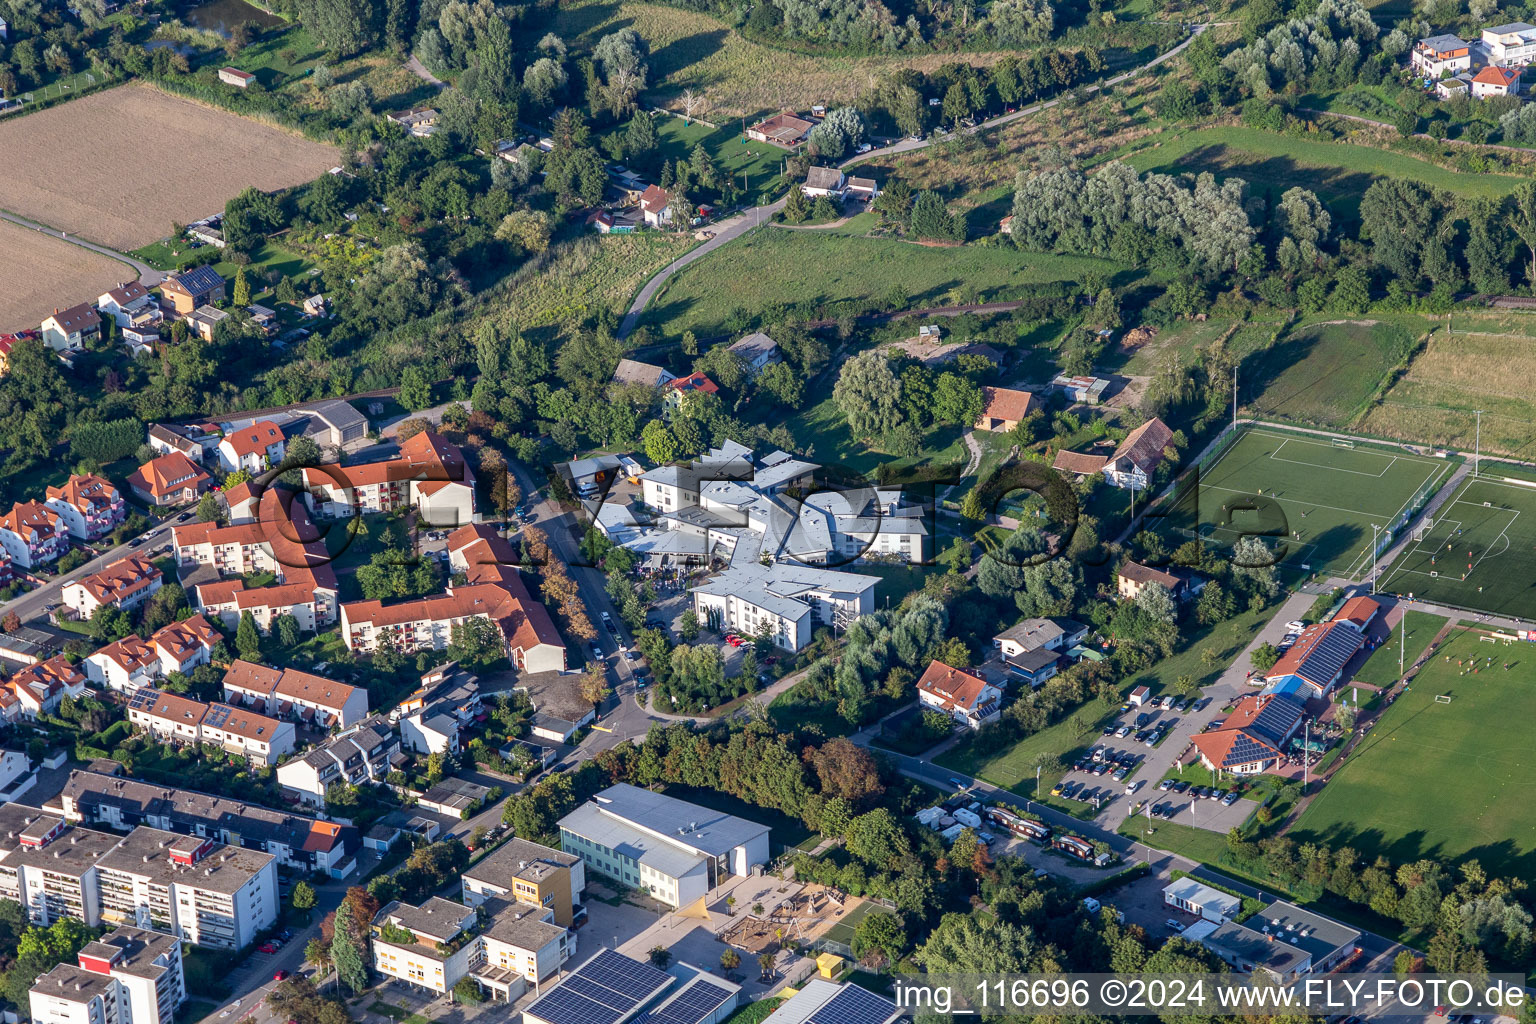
62,558,162,620
461,837,585,927
31,927,185,1024
371,896,572,997
55,772,359,879
691,560,877,652
1481,21,1536,64
93,828,277,950
46,475,127,541
176,495,340,629
0,499,68,568
558,784,770,909
216,421,286,475
302,431,476,526
275,717,399,807
221,660,369,729
0,809,116,926
85,617,220,693
341,581,563,671
6,656,87,718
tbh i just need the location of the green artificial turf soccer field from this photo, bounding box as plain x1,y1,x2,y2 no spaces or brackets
1154,428,1452,579
1378,470,1536,622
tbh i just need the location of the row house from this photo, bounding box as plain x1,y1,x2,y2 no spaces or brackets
195,579,329,634
62,557,162,621
301,431,476,527
83,615,220,693
46,475,127,541
126,688,295,765
56,771,360,879
216,421,286,475
445,526,567,673
30,926,185,1024
221,660,368,729
5,656,87,720
275,716,399,806
340,582,555,664
0,500,67,568
127,453,213,508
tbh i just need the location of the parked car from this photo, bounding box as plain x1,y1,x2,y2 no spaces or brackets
1286,620,1306,631
274,970,289,981
1222,791,1240,806
589,643,604,661
1115,725,1131,738
1158,779,1174,791
1172,780,1190,793
258,944,277,955
1193,697,1212,712
1166,919,1186,933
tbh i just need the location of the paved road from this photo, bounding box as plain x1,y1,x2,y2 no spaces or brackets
404,55,446,88
1,209,165,286
615,23,1209,339
0,519,179,627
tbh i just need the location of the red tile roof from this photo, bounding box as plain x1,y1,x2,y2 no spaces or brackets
978,387,1036,423
70,557,160,606
222,420,285,458
916,660,995,713
1474,65,1521,86
1053,450,1110,476
1118,560,1178,588
46,474,120,515
0,500,63,540
665,371,719,396
128,452,211,500
1334,595,1380,630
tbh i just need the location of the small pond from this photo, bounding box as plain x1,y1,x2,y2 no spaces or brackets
185,0,285,37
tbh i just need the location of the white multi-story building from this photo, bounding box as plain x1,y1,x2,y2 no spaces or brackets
31,928,185,1024
557,784,770,909
6,656,87,718
1481,22,1536,64
46,475,128,541
301,431,476,526
92,828,278,950
276,717,399,807
85,617,220,693
62,557,162,620
0,808,116,926
371,896,572,998
341,582,563,672
216,420,286,475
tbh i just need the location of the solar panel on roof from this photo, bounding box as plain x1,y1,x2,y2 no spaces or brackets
527,988,623,1024
635,980,735,1024
807,985,900,1024
563,975,635,1010
582,949,671,1002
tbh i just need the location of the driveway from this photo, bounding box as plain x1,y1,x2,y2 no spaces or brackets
1097,589,1317,833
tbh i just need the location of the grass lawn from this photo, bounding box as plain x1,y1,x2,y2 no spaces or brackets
1378,469,1536,620
1109,318,1282,377
1350,610,1448,686
638,112,788,201
936,603,1276,804
781,392,970,478
1170,426,1454,578
640,227,1136,337
1359,325,1536,456
1291,628,1536,877
1119,125,1526,224
720,999,785,1024
1242,315,1427,429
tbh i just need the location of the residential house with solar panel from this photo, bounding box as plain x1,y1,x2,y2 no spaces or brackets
1189,693,1307,775
557,783,770,910
523,949,739,1024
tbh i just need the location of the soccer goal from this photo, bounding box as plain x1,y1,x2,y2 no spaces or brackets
1332,438,1357,449
1435,694,1454,704
1414,519,1434,541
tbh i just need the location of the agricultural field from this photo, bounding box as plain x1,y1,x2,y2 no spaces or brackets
1170,427,1452,578
1378,470,1536,621
0,83,337,249
1359,326,1536,456
554,0,1031,116
1292,628,1536,877
1120,125,1526,222
1241,316,1424,428
0,220,137,333
640,226,1132,336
